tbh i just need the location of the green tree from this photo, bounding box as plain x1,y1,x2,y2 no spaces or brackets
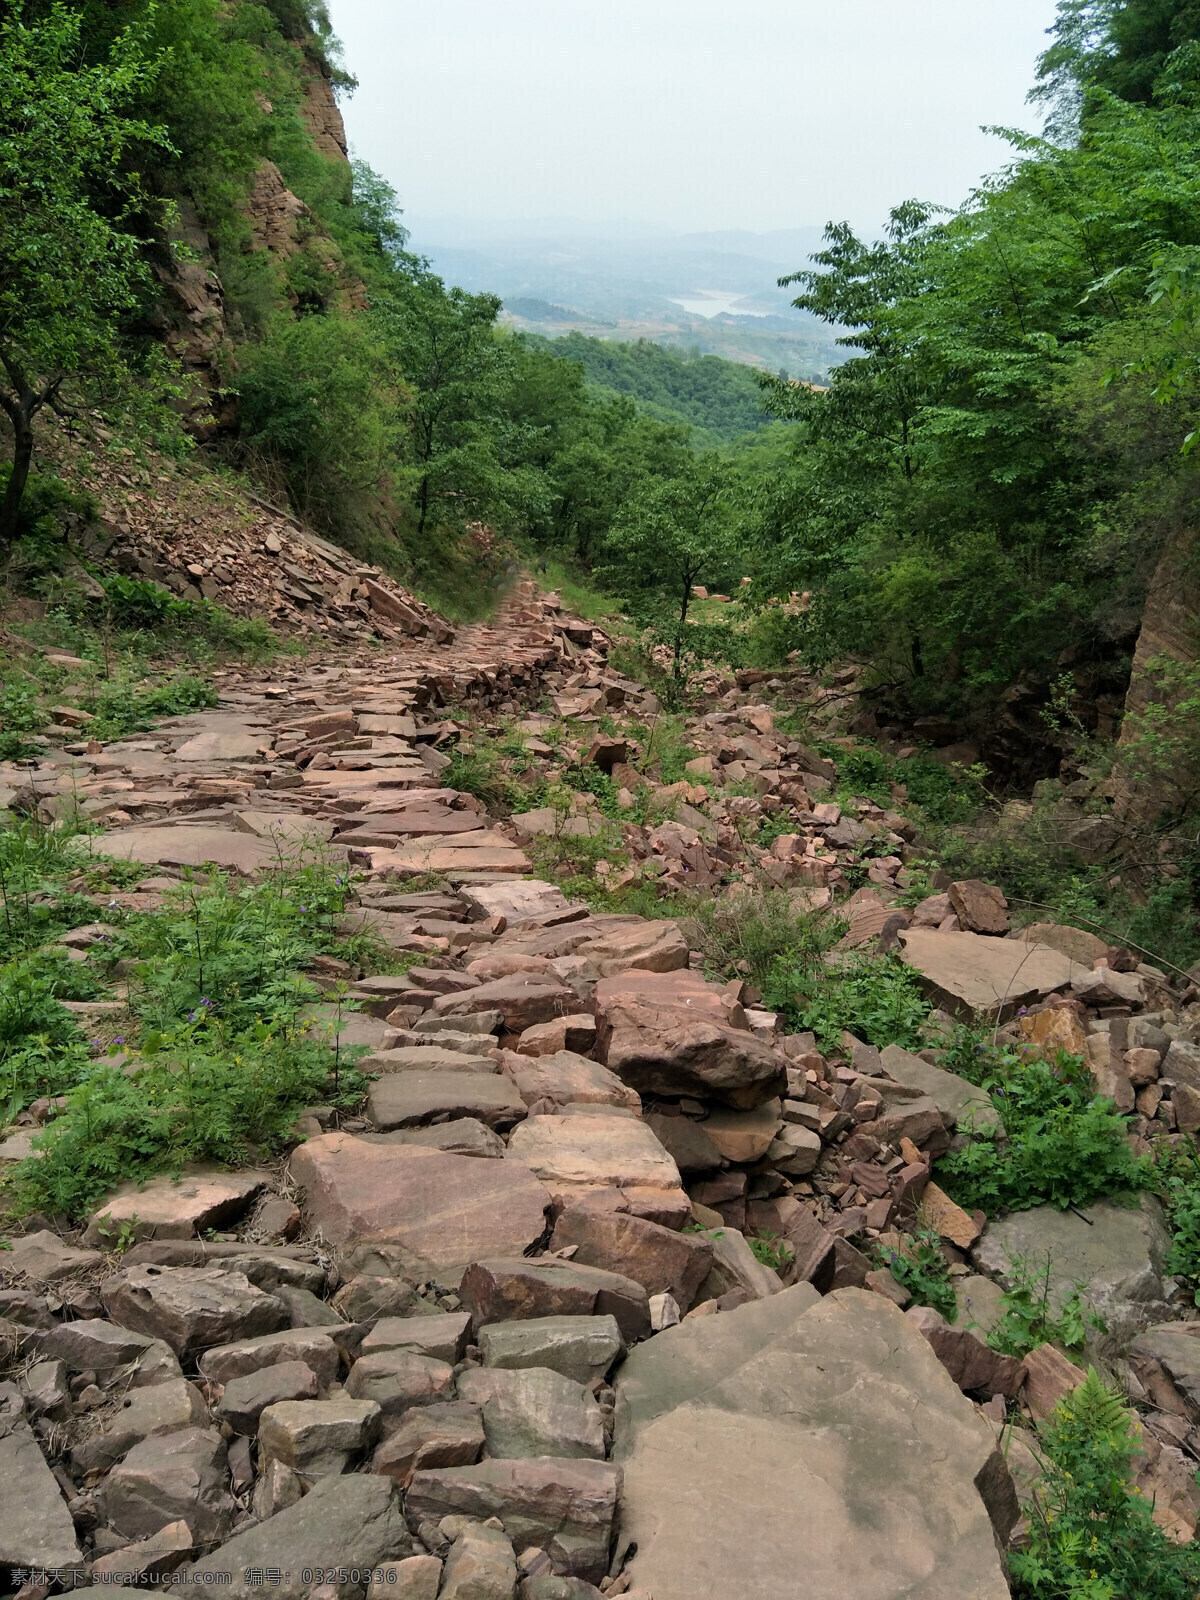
0,2,172,543
599,456,740,680
380,269,521,538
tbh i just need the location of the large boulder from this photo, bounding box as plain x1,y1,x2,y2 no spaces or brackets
613,1288,1016,1600
456,1366,606,1459
593,971,786,1109
289,1133,550,1281
366,1071,527,1131
433,975,576,1032
897,928,1086,1020
185,1473,412,1599
100,1265,288,1359
505,1115,685,1216
502,1050,641,1112
84,1168,268,1248
101,1426,235,1544
972,1193,1172,1342
550,1199,714,1313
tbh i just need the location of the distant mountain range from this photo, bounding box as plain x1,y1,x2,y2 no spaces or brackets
403,217,845,379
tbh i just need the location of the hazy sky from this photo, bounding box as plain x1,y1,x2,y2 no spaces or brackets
329,0,1061,237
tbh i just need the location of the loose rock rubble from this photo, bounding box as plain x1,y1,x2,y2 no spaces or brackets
7,589,1200,1596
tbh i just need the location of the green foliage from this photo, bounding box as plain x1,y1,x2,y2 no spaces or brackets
536,332,770,445
598,456,741,680
767,948,931,1051
875,1228,958,1320
987,1253,1103,1360
678,888,837,990
0,2,180,540
0,674,48,760
1010,1367,1200,1600
937,1043,1147,1215
10,1017,362,1219
747,1231,795,1273
0,820,99,960
86,671,218,739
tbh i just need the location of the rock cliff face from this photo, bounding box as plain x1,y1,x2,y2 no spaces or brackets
1115,523,1200,820
300,59,350,162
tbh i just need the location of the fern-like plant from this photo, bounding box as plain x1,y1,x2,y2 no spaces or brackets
1011,1368,1200,1599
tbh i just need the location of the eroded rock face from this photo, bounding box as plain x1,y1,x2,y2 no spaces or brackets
614,1289,1015,1600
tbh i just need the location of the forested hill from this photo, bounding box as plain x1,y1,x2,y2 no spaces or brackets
524,332,772,445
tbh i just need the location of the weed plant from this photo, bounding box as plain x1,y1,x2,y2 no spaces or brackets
874,1227,958,1320
987,1254,1103,1360
937,1041,1147,1215
1010,1369,1200,1600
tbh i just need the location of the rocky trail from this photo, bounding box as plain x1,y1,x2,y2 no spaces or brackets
4,582,1200,1598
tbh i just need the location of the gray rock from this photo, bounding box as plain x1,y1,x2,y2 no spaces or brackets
35,1317,182,1387
614,1288,1015,1600
460,1258,649,1343
440,1519,518,1599
368,1556,444,1598
478,1316,624,1386
344,1349,455,1430
367,1071,527,1131
879,1043,1001,1133
101,1264,288,1358
520,1581,604,1600
697,1226,784,1304
2,1229,102,1281
186,1473,412,1598
1130,1322,1200,1414
954,1276,1007,1339
20,1358,69,1416
214,1360,320,1435
198,1327,340,1387
361,1312,472,1364
971,1193,1172,1341
102,1426,235,1544
456,1367,605,1460
271,1283,341,1326
331,1274,425,1322
406,1459,620,1585
612,1284,820,1454
413,1009,503,1036
251,1456,303,1522
72,1376,208,1474
0,1407,83,1572
258,1397,381,1475
642,1113,722,1175
372,1401,486,1487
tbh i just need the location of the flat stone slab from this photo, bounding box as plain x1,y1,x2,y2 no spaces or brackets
85,826,283,874
367,1071,527,1131
363,1046,499,1074
288,1132,550,1279
502,1050,641,1111
233,811,335,843
460,880,580,925
879,1044,1001,1133
614,1288,1015,1600
972,1193,1171,1340
339,811,501,838
173,727,270,762
298,1006,400,1051
0,1407,84,1572
367,844,531,875
478,1315,624,1386
897,929,1086,1020
84,1168,267,1248
506,1114,683,1198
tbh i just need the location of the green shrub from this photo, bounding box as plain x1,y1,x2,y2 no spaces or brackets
0,821,97,960
678,889,837,989
10,1018,365,1219
87,673,218,739
937,1046,1147,1216
0,676,48,760
767,949,931,1050
1010,1368,1200,1600
747,1231,795,1273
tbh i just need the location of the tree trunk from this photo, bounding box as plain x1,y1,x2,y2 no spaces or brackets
0,403,34,547
416,474,430,537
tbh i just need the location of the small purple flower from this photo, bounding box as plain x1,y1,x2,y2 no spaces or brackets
113,1035,125,1045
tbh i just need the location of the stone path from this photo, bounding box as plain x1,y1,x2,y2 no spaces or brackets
5,579,1200,1595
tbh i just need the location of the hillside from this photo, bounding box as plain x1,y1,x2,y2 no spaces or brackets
527,331,774,444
